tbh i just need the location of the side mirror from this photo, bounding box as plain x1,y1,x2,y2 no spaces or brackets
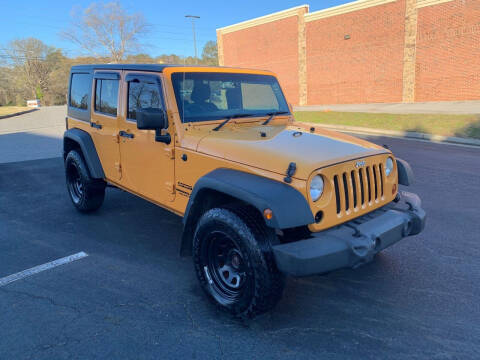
136,108,171,144
136,108,167,130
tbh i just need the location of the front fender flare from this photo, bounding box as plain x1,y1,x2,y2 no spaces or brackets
180,168,314,256
184,168,314,229
396,158,414,186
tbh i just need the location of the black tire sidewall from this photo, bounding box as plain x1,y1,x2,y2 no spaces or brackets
193,208,273,316
65,150,105,212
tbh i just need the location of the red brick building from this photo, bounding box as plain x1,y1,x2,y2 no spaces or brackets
217,0,480,106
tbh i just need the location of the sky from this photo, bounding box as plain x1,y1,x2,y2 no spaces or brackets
0,0,352,58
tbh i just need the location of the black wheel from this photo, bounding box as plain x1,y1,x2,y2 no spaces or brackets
193,206,285,318
65,150,106,212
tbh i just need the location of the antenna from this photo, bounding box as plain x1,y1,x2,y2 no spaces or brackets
182,56,186,124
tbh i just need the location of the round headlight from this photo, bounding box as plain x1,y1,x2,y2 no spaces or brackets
310,175,324,202
385,157,394,176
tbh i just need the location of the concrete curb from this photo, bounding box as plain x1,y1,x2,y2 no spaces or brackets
293,101,480,115
306,123,480,147
0,125,65,136
0,108,38,120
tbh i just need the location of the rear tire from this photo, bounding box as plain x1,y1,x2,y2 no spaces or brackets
193,206,285,318
65,150,105,212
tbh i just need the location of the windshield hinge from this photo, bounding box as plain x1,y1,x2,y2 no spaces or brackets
165,147,175,159
114,162,122,174
166,181,175,194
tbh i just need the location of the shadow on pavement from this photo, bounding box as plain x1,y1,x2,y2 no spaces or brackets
0,130,63,163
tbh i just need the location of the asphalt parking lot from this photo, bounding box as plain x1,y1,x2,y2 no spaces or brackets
1,112,480,359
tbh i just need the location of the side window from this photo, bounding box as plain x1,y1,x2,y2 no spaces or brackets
70,73,91,110
94,79,119,116
128,80,163,120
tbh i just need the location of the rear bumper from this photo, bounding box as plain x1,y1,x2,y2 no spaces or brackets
272,191,426,277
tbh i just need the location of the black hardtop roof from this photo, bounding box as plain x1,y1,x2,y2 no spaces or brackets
71,64,180,72
70,64,249,73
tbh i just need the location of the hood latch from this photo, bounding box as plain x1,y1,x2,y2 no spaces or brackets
284,162,297,184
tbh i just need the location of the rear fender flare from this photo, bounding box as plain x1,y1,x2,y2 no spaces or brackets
63,128,105,179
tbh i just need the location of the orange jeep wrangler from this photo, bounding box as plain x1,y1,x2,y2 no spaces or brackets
64,64,426,317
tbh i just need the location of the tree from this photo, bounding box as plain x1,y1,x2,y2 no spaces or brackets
0,34,220,106
4,38,61,101
0,67,16,106
201,41,218,66
156,54,182,64
125,53,154,63
62,2,149,62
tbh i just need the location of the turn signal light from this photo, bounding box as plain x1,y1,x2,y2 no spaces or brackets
392,183,397,195
263,209,273,220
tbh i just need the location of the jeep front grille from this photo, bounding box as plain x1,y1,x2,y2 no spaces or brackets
333,163,385,214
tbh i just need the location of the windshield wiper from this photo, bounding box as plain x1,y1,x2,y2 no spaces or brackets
262,111,289,126
213,114,255,131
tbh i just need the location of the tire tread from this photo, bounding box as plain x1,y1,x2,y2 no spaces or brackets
193,205,285,318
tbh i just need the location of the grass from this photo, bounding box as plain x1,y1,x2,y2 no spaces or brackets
0,106,31,117
293,111,480,140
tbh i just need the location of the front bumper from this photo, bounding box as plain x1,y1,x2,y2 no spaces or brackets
273,191,426,277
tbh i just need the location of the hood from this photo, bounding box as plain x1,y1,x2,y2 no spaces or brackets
189,122,388,180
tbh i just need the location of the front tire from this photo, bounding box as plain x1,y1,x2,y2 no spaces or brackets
65,150,106,212
193,207,285,318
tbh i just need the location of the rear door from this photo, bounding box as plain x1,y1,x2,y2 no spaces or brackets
90,71,122,181
117,71,175,203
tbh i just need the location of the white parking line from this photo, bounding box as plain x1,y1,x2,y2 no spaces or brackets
0,252,88,287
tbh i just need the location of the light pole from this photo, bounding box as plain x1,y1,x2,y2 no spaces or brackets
185,15,200,64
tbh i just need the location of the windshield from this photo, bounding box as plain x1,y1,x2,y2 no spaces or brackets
171,72,290,123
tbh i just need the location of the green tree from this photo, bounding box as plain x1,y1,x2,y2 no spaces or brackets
201,41,218,65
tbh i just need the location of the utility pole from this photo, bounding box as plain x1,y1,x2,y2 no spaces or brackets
185,15,200,64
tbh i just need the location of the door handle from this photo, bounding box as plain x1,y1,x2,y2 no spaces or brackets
119,130,134,139
91,122,102,129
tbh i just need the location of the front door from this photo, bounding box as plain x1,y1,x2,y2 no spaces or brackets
90,71,122,181
118,71,175,203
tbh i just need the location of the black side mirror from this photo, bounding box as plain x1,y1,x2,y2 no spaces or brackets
136,108,171,144
136,108,167,130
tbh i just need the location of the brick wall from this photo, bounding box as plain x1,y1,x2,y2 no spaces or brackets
305,0,406,104
218,1,479,105
415,0,480,101
219,9,305,105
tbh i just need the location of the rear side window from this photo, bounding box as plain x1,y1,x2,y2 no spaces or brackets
128,81,163,120
70,73,91,110
95,79,119,116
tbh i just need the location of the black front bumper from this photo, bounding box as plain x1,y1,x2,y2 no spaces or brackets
272,191,426,277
